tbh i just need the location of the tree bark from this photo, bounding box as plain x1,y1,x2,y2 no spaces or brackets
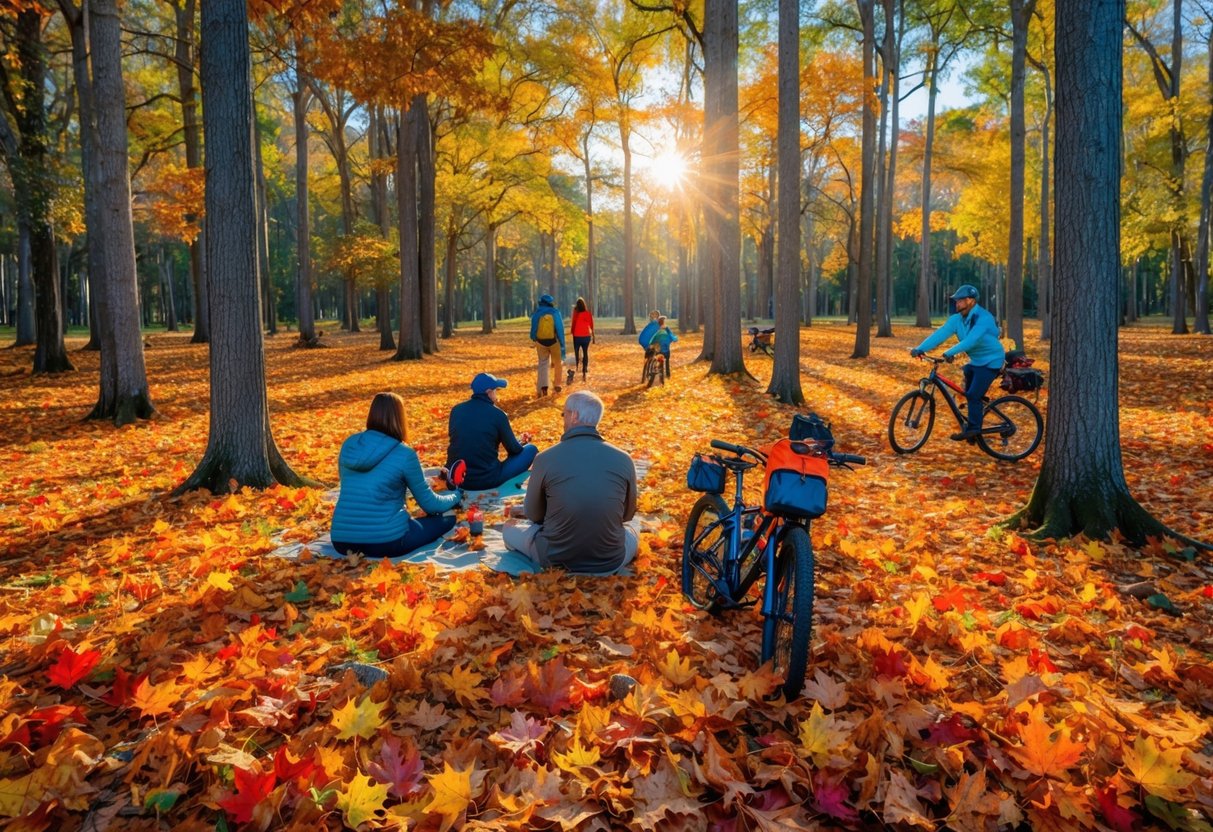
161,247,178,332
369,105,395,351
293,68,317,346
1010,0,1202,547
768,0,804,404
414,94,440,347
78,0,155,423
621,120,636,334
1038,62,1054,342
176,0,306,494
852,0,876,359
483,226,497,333
14,224,36,345
394,102,423,360
254,109,276,335
583,137,596,313
1005,0,1035,350
1194,30,1213,334
705,0,745,375
915,33,940,328
173,0,208,344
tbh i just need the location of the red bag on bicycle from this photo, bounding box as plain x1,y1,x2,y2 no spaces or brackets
762,439,829,519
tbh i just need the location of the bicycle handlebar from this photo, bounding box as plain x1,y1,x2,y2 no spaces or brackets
831,452,867,466
710,439,751,456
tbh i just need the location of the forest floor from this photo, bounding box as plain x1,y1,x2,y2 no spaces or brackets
0,322,1211,831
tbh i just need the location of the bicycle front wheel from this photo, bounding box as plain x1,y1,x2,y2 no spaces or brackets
761,525,815,699
977,395,1043,461
682,494,730,612
888,390,935,453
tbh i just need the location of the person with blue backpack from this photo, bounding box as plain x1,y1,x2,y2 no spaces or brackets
530,293,566,396
647,315,678,378
909,284,1005,441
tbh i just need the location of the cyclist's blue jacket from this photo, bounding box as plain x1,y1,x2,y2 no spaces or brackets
648,326,678,354
914,303,1003,368
331,430,459,544
638,319,660,348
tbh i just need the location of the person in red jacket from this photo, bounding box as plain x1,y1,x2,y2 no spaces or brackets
569,296,595,383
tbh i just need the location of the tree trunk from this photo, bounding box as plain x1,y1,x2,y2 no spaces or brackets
1011,0,1198,546
76,0,155,423
176,0,305,494
395,102,423,360
705,0,745,375
293,71,316,345
483,226,496,333
414,93,441,347
621,122,636,334
916,35,940,327
1039,66,1054,342
768,0,804,404
583,139,596,312
1194,30,1213,334
852,0,876,359
254,110,276,335
162,247,179,332
444,231,457,339
174,0,207,344
15,218,36,346
1006,0,1035,350
369,105,395,351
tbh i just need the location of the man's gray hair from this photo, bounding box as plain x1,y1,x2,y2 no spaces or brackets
565,390,604,427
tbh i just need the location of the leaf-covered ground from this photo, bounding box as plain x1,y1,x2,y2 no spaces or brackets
1,322,1211,831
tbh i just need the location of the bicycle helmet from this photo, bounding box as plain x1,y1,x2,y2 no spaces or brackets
949,284,979,301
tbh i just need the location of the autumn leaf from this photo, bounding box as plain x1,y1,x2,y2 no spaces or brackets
366,737,424,799
525,658,575,713
218,767,277,824
1122,735,1197,801
435,662,486,706
128,678,182,717
488,710,547,758
331,697,385,741
46,646,102,690
336,772,389,828
659,649,696,686
424,762,479,832
1007,703,1086,778
798,701,849,767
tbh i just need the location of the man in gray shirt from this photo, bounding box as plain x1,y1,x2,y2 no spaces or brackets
502,391,639,574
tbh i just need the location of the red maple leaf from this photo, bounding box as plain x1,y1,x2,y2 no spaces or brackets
218,767,277,823
524,659,575,714
489,670,527,708
1095,786,1139,832
366,737,424,799
1027,648,1058,674
47,646,102,690
102,666,149,709
973,571,1007,586
812,772,858,822
925,714,983,746
933,585,977,614
273,747,319,789
27,704,86,747
871,647,910,679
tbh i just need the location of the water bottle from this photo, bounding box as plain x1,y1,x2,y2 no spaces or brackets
467,504,484,536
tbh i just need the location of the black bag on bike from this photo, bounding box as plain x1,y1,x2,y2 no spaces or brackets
686,454,726,494
763,439,829,519
1001,367,1045,393
1004,350,1035,369
790,413,835,450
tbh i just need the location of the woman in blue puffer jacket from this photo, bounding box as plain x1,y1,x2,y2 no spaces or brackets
331,392,461,557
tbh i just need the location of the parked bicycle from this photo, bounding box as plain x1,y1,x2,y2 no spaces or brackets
888,355,1043,461
747,326,775,356
682,415,865,698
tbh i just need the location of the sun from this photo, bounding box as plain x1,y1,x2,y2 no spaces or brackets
649,149,688,191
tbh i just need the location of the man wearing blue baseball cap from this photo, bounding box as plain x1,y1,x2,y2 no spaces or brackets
910,284,1005,441
445,373,538,490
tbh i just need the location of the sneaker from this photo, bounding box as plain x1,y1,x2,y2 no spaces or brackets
950,428,980,441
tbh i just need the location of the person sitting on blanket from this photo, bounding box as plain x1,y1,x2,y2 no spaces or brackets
446,372,539,490
502,390,639,575
331,392,461,557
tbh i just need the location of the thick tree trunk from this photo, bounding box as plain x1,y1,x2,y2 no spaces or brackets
852,0,876,359
1039,69,1054,342
15,219,36,346
768,0,804,404
395,102,423,360
293,73,317,346
1011,0,1201,547
705,0,745,375
177,0,305,494
1194,32,1213,334
1006,0,1035,350
916,40,940,327
78,0,155,423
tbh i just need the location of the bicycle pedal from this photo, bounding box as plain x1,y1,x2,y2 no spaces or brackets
717,598,759,612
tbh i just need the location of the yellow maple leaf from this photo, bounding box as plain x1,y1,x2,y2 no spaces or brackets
0,773,41,819
1007,703,1086,778
660,649,696,686
331,697,385,741
130,678,182,717
1083,539,1106,562
425,762,478,832
436,662,486,706
551,732,601,772
337,773,389,828
1122,735,1197,801
1078,582,1098,603
798,701,849,767
905,592,932,629
205,571,233,591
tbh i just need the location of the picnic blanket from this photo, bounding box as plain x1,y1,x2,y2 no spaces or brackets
270,461,653,576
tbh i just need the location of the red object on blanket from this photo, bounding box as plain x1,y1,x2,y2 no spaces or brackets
466,504,483,536
448,459,467,487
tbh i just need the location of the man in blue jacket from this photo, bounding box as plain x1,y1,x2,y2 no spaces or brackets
530,294,566,396
910,284,1005,441
446,373,538,490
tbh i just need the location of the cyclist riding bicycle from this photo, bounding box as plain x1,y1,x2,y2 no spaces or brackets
909,284,1004,441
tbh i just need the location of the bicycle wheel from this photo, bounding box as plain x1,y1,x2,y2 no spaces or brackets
682,494,730,611
761,525,815,699
976,395,1043,462
888,390,935,453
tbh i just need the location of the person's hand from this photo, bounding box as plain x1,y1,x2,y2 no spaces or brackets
909,348,923,358
944,353,955,364
439,466,450,481
519,432,531,445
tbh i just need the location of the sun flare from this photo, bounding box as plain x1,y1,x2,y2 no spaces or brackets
650,149,688,190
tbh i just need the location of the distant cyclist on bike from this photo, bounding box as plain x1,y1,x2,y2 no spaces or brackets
909,284,1004,441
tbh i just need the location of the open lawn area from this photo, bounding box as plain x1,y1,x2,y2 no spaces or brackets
0,323,1211,830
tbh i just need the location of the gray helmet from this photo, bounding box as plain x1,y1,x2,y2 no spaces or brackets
949,284,979,301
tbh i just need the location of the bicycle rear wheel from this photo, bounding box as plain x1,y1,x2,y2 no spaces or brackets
976,395,1043,461
682,494,730,611
888,390,935,453
761,525,815,699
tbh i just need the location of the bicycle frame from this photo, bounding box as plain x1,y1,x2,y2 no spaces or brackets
916,363,971,429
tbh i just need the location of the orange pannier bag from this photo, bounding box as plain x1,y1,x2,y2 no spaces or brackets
762,439,830,520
